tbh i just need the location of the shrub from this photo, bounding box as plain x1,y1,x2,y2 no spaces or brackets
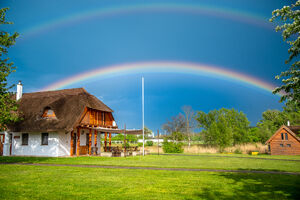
162,142,184,153
137,142,143,147
146,141,153,146
122,143,130,148
234,148,242,154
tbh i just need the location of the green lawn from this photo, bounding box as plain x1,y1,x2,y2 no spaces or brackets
0,164,300,200
175,153,300,160
1,154,300,172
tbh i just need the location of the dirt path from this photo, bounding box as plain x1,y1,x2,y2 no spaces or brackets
157,153,300,162
1,162,299,175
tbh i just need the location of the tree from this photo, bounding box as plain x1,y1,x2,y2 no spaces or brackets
255,101,300,142
195,108,250,150
162,113,185,135
181,105,196,147
270,1,300,105
138,126,152,139
0,8,19,131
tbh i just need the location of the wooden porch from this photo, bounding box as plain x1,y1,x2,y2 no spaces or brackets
69,107,142,157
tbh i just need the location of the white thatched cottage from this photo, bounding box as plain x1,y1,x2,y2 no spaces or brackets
0,82,125,157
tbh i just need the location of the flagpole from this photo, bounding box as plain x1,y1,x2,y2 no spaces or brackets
142,77,145,156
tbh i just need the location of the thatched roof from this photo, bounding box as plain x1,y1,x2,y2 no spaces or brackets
9,88,113,133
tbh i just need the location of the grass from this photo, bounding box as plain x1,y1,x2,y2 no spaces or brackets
1,154,300,172
1,164,300,200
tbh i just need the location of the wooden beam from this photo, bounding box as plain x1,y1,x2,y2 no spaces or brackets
104,132,107,152
102,112,105,126
94,130,97,155
76,127,80,156
89,108,92,125
93,110,95,126
124,124,126,157
95,111,98,126
89,129,92,156
70,131,74,157
109,133,112,152
75,106,88,126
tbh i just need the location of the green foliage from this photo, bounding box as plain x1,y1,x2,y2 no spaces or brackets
254,101,300,143
195,108,250,150
234,148,242,154
138,126,153,139
146,141,153,146
191,133,202,142
112,134,137,143
0,7,19,131
168,131,184,142
270,1,300,104
162,140,184,153
247,127,262,143
122,142,130,148
137,142,143,147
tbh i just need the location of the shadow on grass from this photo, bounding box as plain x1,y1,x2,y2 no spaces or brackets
194,172,300,200
0,156,57,163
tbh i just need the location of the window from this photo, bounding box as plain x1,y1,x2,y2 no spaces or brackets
42,107,56,118
41,133,48,145
22,133,28,145
287,144,291,147
281,133,284,140
285,133,288,140
280,144,284,147
268,144,271,151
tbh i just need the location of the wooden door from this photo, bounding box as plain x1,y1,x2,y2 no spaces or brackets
73,133,77,155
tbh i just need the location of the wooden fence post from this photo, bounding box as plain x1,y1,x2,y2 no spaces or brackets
70,131,74,156
76,127,80,156
89,129,92,156
94,130,97,155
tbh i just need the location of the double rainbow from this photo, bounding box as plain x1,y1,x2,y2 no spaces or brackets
20,3,273,40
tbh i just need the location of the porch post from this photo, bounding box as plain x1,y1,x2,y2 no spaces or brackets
89,129,92,156
109,133,112,152
70,131,74,156
76,127,80,156
104,132,107,152
94,130,97,155
124,124,126,157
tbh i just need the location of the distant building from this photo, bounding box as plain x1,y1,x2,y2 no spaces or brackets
265,125,300,155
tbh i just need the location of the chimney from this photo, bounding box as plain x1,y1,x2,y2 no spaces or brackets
16,81,23,101
287,121,290,126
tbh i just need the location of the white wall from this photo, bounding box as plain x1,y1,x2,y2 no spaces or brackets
1,129,103,157
138,139,165,143
58,131,70,157
12,132,59,157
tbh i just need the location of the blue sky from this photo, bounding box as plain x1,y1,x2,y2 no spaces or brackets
2,0,293,133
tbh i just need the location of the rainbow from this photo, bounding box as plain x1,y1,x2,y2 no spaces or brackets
42,61,281,96
20,3,272,41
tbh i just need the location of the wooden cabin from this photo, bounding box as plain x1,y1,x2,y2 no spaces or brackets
0,88,123,157
265,125,300,155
